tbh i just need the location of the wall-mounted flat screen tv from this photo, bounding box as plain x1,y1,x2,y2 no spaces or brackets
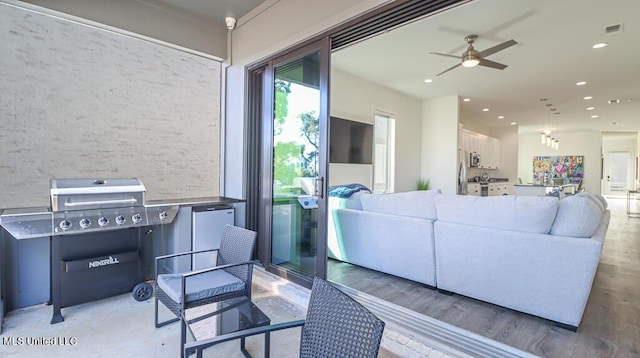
329,117,373,164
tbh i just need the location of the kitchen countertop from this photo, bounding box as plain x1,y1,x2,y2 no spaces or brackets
467,178,510,184
145,196,244,207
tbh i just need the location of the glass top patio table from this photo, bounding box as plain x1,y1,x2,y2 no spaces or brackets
183,296,271,358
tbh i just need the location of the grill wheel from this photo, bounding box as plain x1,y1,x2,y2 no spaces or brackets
133,282,153,302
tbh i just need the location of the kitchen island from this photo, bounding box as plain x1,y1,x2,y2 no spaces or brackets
513,184,554,196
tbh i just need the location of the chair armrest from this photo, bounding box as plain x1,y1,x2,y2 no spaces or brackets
182,260,256,279
184,319,305,356
155,248,219,263
155,248,220,278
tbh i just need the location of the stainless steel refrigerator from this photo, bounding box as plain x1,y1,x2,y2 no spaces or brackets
457,149,468,195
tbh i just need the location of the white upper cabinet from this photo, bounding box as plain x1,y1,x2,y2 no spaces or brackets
459,129,501,169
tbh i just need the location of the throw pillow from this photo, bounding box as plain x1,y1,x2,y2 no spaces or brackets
550,195,602,237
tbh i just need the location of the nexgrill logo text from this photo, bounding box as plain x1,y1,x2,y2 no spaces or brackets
88,256,120,268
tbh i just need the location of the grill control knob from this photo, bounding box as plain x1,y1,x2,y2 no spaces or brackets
79,218,91,229
132,213,142,224
59,220,72,231
115,215,126,225
159,211,168,221
98,217,109,227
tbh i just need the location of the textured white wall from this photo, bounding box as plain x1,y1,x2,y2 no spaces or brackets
0,4,221,208
420,96,460,195
330,68,422,192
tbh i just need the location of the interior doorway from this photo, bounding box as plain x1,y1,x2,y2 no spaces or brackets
603,151,634,196
602,132,638,197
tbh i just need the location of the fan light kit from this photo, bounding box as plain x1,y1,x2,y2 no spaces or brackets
431,34,517,76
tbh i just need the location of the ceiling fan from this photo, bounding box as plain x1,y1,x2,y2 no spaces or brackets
431,34,517,76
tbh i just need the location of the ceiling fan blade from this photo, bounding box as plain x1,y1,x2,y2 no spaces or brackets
436,63,461,76
478,39,517,57
478,58,507,70
430,52,461,60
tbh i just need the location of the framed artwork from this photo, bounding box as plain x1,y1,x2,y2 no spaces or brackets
533,155,584,180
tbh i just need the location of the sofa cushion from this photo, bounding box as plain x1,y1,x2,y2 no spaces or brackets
359,189,441,220
551,195,603,237
434,195,559,234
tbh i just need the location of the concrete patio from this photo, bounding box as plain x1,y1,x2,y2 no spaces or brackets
1,268,456,357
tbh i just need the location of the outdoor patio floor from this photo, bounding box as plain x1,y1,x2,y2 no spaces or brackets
1,268,453,357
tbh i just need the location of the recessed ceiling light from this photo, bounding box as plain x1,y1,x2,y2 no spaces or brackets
483,108,489,112
587,107,595,110
584,96,593,100
592,42,607,49
591,115,599,118
498,115,504,119
576,81,587,86
608,99,620,104
424,78,433,83
463,98,470,102
510,122,516,125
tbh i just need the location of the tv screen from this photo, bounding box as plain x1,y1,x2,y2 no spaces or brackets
329,117,373,164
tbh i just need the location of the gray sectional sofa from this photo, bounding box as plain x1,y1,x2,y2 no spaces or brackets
329,190,610,330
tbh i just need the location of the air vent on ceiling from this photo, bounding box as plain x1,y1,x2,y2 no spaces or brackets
605,23,623,34
608,99,620,104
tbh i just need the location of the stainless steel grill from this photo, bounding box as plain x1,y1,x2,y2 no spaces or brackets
45,178,178,324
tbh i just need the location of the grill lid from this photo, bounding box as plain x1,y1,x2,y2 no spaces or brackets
51,178,146,212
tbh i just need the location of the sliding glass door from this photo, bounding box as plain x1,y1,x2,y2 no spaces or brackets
253,39,329,287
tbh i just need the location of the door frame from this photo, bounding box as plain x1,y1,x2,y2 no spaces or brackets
250,38,330,288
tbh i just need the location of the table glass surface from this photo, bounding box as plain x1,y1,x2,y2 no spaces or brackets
184,296,270,342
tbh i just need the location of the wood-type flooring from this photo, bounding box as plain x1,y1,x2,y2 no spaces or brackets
327,197,640,358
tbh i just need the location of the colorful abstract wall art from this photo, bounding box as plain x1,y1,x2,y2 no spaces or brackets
533,155,584,180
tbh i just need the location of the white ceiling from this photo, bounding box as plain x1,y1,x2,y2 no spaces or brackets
154,0,267,25
162,0,640,136
331,0,640,135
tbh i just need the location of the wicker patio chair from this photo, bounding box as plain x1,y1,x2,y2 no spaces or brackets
154,224,257,356
184,277,386,358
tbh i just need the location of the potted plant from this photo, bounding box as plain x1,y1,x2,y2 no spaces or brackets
416,178,430,191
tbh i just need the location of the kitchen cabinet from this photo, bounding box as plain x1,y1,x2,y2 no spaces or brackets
483,138,501,169
488,182,509,196
467,183,481,196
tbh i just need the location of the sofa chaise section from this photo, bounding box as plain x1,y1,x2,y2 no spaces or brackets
433,194,608,330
